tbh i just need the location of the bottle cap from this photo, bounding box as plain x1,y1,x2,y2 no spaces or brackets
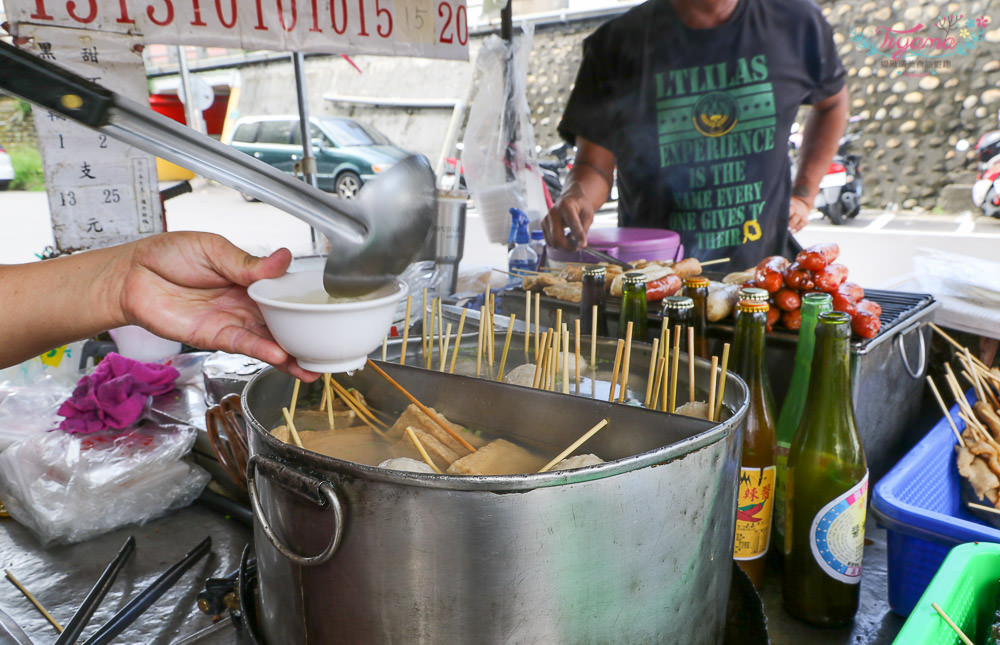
662,295,694,310
738,287,769,302
531,230,545,241
737,300,769,313
583,264,606,278
623,271,646,286
683,275,710,288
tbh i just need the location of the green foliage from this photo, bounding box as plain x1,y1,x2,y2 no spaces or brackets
8,144,46,191
16,100,32,119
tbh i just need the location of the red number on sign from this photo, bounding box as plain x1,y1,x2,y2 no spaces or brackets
375,0,392,37
190,0,207,24
146,0,175,26
254,0,269,30
455,4,467,44
117,0,135,23
278,0,298,30
216,0,237,28
357,0,370,36
309,0,321,31
438,1,452,43
30,0,54,19
330,0,348,33
67,0,98,23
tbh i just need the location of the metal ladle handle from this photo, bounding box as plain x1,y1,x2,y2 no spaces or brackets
247,455,344,567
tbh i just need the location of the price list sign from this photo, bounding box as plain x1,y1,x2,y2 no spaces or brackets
19,26,164,252
9,0,469,61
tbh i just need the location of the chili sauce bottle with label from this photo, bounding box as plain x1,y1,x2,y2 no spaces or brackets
730,299,777,588
783,311,868,627
773,292,833,552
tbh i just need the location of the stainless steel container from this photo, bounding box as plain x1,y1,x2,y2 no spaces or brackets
244,359,748,645
419,193,467,295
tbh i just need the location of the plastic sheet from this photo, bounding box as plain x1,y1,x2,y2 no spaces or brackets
0,423,209,545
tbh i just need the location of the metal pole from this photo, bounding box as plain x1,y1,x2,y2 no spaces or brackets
292,52,321,254
175,46,205,134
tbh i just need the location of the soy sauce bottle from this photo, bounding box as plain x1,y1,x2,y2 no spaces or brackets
581,265,609,337
619,271,648,341
683,276,710,359
783,311,868,627
731,299,777,588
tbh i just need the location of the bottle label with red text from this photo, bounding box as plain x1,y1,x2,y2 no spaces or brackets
733,465,776,561
809,472,868,584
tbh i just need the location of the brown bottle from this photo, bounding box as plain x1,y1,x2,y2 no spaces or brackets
731,299,778,588
683,276,710,359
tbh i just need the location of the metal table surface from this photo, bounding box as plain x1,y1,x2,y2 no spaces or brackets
0,505,249,644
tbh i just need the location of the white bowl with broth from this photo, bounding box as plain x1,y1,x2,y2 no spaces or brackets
248,270,406,373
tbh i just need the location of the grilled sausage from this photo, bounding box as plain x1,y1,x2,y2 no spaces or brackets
646,274,683,302
781,308,803,331
838,281,865,304
783,261,815,291
766,304,780,330
831,291,858,316
856,298,882,318
774,288,801,312
755,256,791,293
814,263,849,292
851,310,881,339
796,243,840,272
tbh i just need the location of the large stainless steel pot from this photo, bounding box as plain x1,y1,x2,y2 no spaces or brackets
244,359,748,645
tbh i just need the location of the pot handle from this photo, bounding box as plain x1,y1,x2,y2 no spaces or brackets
247,455,344,567
896,322,927,379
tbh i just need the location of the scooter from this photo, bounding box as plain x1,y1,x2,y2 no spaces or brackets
789,119,863,225
971,127,1000,218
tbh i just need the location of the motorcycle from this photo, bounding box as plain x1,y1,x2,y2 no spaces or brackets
789,119,863,225
538,141,574,207
971,127,1000,219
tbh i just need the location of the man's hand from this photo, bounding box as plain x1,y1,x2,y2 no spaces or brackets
118,232,318,381
542,137,616,251
789,196,811,233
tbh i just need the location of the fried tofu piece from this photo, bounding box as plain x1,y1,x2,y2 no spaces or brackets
447,439,547,475
390,427,462,469
522,273,563,290
387,404,486,452
543,281,582,303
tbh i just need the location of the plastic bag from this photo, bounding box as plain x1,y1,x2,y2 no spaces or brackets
462,24,546,243
0,423,209,545
914,248,1000,306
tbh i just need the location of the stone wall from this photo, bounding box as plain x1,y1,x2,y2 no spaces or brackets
0,97,38,146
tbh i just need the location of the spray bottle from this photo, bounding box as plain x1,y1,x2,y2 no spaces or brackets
507,207,538,277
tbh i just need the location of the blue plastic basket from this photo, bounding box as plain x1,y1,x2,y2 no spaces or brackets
871,397,1000,616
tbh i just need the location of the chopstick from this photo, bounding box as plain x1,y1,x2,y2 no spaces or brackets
55,536,135,645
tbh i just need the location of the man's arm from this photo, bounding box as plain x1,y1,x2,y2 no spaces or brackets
542,137,616,250
789,86,849,232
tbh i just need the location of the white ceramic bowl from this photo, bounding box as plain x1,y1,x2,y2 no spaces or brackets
248,270,406,373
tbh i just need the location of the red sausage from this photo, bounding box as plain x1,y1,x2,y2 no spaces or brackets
831,291,858,316
781,308,803,331
856,298,882,318
837,281,865,304
774,288,802,312
796,243,840,272
783,262,815,291
814,263,849,292
852,310,881,339
646,274,683,302
766,305,780,331
755,256,791,293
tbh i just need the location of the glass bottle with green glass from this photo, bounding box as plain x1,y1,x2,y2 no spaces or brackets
783,311,868,627
682,276,711,359
773,291,833,552
581,265,609,337
619,271,648,341
730,299,777,589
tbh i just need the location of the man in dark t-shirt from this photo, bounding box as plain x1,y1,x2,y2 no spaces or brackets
542,0,848,271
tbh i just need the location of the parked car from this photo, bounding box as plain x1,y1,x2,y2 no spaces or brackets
0,143,15,191
225,115,412,200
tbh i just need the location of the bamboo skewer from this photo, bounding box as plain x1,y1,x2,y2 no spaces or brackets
708,356,719,422
440,323,453,372
281,407,304,448
497,315,516,382
405,427,443,474
427,298,438,369
931,602,975,645
382,336,388,361
525,290,532,358
669,326,682,412
555,309,563,366
549,330,558,391
329,379,388,434
400,295,412,366
535,292,541,363
487,293,496,367
699,257,730,266
650,356,666,410
659,327,671,412
476,306,485,377
619,321,634,404
289,378,302,418
688,327,696,404
365,360,475,452
590,304,598,367
644,338,660,408
449,308,468,374
538,418,611,473
323,374,336,430
562,328,571,395
968,501,1000,516
437,298,445,362
714,343,731,422
574,318,582,387
5,569,63,633
930,323,989,370
608,339,625,403
533,330,550,389
928,376,965,447
964,348,987,404
422,288,429,365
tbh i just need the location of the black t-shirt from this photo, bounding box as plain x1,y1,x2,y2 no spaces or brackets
559,0,846,270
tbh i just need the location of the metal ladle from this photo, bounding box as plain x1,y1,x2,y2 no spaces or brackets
0,40,435,297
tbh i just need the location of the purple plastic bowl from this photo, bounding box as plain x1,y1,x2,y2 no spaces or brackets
546,228,684,265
